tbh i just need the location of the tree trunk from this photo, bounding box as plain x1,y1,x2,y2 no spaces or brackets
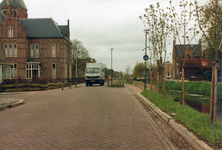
210,62,215,121
162,68,166,96
151,71,153,92
157,70,159,93
213,62,218,125
181,68,185,106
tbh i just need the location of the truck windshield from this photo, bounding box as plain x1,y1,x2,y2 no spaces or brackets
86,68,100,73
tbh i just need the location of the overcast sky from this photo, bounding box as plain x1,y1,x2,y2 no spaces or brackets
25,0,208,72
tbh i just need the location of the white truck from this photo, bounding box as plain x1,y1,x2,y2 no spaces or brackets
85,63,106,86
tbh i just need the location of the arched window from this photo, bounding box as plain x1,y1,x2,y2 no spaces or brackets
52,43,56,57
8,26,13,37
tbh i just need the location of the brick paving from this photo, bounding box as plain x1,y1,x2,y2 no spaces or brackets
0,84,171,150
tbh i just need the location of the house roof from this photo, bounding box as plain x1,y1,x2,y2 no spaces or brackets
0,58,10,65
0,0,27,9
26,58,39,63
175,44,202,58
59,25,68,36
0,11,5,24
179,58,211,68
19,18,67,39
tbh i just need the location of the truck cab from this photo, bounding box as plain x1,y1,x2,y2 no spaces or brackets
85,63,105,86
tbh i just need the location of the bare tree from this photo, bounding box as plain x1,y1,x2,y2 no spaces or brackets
140,2,173,95
169,0,200,105
195,0,222,125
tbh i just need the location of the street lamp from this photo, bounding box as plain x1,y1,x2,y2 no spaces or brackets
143,29,149,90
110,48,113,86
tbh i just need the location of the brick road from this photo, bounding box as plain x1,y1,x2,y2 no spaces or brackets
0,84,172,150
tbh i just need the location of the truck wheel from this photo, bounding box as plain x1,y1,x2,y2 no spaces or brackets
100,82,102,86
86,83,88,86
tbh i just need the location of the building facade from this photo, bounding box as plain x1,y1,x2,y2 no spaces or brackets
164,61,173,79
0,0,72,81
172,40,211,80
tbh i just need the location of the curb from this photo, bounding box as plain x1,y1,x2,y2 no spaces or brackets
137,93,213,150
0,99,25,111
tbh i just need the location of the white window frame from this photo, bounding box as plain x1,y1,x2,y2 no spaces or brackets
8,26,13,37
4,44,8,57
30,44,34,58
52,63,56,79
11,63,17,79
9,44,12,57
13,43,17,57
52,44,56,57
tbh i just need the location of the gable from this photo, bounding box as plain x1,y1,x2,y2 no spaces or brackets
174,44,202,58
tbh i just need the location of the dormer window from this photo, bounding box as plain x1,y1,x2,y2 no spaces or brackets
8,26,13,37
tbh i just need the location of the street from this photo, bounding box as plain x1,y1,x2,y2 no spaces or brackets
0,84,184,150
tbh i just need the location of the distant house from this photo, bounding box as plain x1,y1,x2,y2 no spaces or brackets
172,40,211,80
0,0,72,81
164,61,173,79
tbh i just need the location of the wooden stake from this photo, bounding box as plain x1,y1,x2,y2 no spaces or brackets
157,70,159,93
181,68,185,106
210,62,215,121
213,62,218,125
151,71,153,92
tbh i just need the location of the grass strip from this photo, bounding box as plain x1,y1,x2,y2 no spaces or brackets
141,89,222,145
165,81,222,99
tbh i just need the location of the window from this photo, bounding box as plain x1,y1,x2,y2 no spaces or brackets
11,63,17,79
8,26,13,37
26,64,39,79
4,44,7,57
52,44,56,57
177,59,179,65
177,69,179,75
13,44,17,57
2,66,11,80
9,44,12,57
30,44,34,57
52,64,56,78
35,44,39,58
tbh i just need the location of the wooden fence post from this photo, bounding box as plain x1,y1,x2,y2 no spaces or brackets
62,84,64,90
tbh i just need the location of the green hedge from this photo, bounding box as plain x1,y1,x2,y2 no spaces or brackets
142,90,222,145
165,81,222,99
1,82,70,92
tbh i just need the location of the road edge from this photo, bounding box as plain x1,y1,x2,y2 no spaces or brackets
137,93,213,150
0,99,25,111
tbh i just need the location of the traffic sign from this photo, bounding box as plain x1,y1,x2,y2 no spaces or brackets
143,55,149,61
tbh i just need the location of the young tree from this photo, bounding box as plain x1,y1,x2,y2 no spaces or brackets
195,0,222,125
169,0,200,105
132,62,145,79
71,39,90,77
140,2,173,95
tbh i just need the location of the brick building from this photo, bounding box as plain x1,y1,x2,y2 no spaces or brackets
0,0,72,81
172,40,211,80
164,61,173,79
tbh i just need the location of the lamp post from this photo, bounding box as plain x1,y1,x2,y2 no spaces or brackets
144,29,149,90
110,48,113,86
